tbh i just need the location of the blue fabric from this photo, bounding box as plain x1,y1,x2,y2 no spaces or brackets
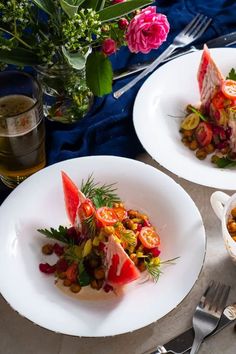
1,0,236,203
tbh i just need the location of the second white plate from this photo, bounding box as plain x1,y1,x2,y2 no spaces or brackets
133,48,236,190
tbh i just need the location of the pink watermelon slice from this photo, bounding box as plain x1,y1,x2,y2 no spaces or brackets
197,45,224,107
106,235,140,286
61,171,79,225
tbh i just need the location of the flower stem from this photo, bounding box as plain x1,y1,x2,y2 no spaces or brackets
0,28,32,49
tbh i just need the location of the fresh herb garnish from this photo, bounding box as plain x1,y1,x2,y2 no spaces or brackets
37,226,74,244
82,215,97,238
78,261,91,286
145,257,179,282
215,156,236,168
226,68,236,81
188,106,208,121
81,174,121,208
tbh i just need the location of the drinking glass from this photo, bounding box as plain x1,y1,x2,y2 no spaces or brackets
0,71,46,188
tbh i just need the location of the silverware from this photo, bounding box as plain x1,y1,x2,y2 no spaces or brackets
189,281,230,354
113,31,236,81
146,303,236,354
113,13,212,99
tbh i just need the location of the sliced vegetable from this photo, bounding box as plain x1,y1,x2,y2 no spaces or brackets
222,80,236,99
61,171,79,225
195,122,213,147
106,235,140,285
113,206,127,221
65,262,78,282
181,113,200,130
96,206,119,226
139,226,160,249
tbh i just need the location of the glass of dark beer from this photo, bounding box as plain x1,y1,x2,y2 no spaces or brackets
0,71,46,188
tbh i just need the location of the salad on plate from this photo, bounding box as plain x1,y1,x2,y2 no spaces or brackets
38,172,174,297
180,45,236,168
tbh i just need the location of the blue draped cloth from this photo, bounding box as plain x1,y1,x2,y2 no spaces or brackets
1,0,236,203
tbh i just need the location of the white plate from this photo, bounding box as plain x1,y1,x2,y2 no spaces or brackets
0,156,205,337
133,48,236,190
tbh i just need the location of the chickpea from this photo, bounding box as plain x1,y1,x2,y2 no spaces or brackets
204,143,215,154
181,136,190,146
227,220,236,233
231,207,236,218
130,253,138,266
137,261,146,272
63,279,72,287
94,267,105,280
103,226,115,235
58,272,66,280
182,129,194,138
70,283,81,293
196,149,207,160
189,140,198,151
211,154,220,164
90,279,103,290
42,243,53,255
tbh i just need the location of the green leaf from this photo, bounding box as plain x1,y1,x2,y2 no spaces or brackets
0,48,41,66
80,0,98,10
78,261,91,286
60,0,85,18
86,51,113,96
98,0,152,22
31,0,56,16
37,225,74,244
227,68,236,81
62,46,86,70
215,157,236,169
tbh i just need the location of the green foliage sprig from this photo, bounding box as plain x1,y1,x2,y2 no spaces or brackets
0,0,152,96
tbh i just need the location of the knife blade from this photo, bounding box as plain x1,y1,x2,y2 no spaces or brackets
113,31,236,81
145,304,236,354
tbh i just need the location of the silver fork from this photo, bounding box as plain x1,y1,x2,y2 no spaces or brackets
189,281,230,354
113,13,212,99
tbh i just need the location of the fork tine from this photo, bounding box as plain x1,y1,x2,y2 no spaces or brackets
184,14,205,36
215,285,230,312
191,17,212,38
181,13,202,35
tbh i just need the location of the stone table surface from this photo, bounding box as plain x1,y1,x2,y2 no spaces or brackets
0,153,236,354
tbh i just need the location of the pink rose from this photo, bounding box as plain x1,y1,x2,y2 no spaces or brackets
102,38,117,56
126,6,170,54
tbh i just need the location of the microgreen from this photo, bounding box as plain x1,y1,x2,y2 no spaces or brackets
37,225,74,244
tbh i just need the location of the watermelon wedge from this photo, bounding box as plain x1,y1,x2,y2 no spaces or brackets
197,45,224,107
106,235,140,286
61,171,80,225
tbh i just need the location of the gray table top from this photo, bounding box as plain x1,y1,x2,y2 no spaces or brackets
1,153,235,354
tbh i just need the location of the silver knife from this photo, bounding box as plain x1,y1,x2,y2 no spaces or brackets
113,32,236,80
144,304,236,354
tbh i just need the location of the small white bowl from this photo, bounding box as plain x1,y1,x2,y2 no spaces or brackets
210,191,236,264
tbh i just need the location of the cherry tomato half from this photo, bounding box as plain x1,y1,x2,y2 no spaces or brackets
212,91,227,109
139,226,160,249
113,206,127,221
222,80,236,99
195,122,213,147
96,207,119,226
78,199,95,219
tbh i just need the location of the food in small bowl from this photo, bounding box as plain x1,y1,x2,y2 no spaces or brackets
38,171,176,296
180,45,236,169
210,191,236,263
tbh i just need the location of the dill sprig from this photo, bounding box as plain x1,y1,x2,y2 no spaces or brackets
82,215,97,238
81,174,121,208
145,256,180,283
37,226,74,245
120,230,137,247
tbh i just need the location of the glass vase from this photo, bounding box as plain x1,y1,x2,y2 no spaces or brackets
36,64,93,123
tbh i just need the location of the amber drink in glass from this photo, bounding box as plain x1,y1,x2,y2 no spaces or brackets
0,71,46,188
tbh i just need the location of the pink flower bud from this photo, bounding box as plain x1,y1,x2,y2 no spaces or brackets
126,6,170,54
102,38,117,56
112,0,125,4
118,18,129,30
